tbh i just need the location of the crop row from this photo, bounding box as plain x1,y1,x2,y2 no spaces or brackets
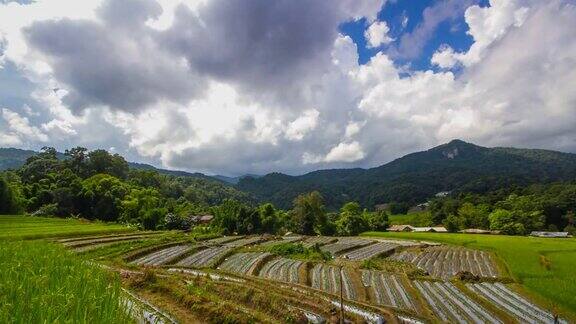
224,236,265,247
132,245,192,266
390,247,499,279
311,264,356,300
204,236,244,245
258,257,303,284
415,281,501,323
320,238,374,255
64,234,156,249
341,242,398,260
57,232,146,243
467,283,567,324
176,246,233,268
361,270,414,310
219,252,272,275
301,236,337,248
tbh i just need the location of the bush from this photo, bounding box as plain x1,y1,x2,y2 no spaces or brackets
32,203,58,217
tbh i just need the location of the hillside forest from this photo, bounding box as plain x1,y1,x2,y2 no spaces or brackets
1,146,576,236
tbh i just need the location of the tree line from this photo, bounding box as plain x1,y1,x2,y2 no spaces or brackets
427,184,576,235
0,147,388,235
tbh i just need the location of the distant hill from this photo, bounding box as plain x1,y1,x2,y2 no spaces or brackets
213,174,263,185
237,140,576,209
0,147,225,183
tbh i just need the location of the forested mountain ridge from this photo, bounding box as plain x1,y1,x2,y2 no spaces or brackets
237,140,576,209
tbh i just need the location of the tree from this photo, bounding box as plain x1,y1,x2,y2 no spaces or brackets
259,203,279,234
366,210,389,231
0,176,23,214
81,174,129,221
292,191,325,235
444,214,462,233
64,147,88,176
336,202,368,236
86,150,129,179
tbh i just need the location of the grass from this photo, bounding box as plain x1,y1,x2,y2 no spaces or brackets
0,240,131,323
0,215,133,240
361,231,576,317
262,242,332,261
388,211,432,226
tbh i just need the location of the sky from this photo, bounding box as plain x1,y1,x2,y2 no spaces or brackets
0,0,575,176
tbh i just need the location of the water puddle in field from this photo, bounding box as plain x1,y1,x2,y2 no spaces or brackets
167,268,245,283
122,289,177,324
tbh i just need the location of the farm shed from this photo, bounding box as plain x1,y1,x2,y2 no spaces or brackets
413,226,448,233
388,225,415,232
529,231,571,238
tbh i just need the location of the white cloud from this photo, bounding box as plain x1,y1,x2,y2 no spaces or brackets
431,0,530,68
325,141,365,163
285,109,320,141
1,107,48,143
365,20,394,48
0,0,576,176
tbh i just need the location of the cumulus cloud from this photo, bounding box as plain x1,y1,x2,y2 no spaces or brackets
365,20,394,48
431,0,530,68
285,109,320,141
0,0,576,176
324,141,365,163
0,108,48,144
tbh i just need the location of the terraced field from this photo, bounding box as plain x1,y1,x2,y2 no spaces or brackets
320,237,374,255
467,282,568,324
131,245,192,266
301,236,337,248
219,252,272,275
16,219,566,324
223,236,265,247
311,264,357,300
258,235,303,247
361,270,415,310
341,241,399,260
415,281,502,323
204,235,243,245
390,246,499,279
176,246,233,268
258,257,304,284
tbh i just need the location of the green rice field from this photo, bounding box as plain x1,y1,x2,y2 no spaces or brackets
0,215,133,240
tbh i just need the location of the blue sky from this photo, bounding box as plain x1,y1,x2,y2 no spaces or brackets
340,0,490,70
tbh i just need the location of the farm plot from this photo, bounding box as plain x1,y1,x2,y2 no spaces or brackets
224,236,265,247
301,236,337,248
320,238,374,255
62,233,158,249
131,245,192,266
361,270,415,310
390,246,499,279
219,252,272,275
341,241,399,260
258,257,304,284
203,236,244,245
258,236,303,247
176,246,233,268
467,283,567,324
415,281,502,323
311,264,357,300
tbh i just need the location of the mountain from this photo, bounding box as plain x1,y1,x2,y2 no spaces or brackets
0,148,226,183
237,140,576,209
213,174,263,185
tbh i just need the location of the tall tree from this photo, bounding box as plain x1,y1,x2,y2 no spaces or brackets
292,191,325,235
